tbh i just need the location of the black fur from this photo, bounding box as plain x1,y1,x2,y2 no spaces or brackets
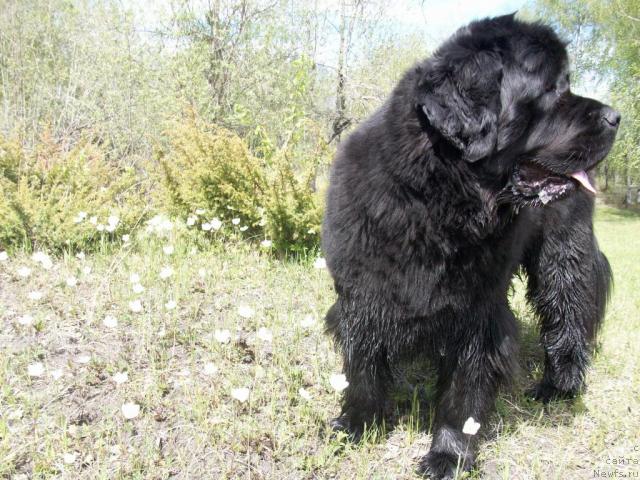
321,14,617,479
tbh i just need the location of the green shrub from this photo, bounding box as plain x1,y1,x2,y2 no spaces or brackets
158,116,323,254
0,135,147,252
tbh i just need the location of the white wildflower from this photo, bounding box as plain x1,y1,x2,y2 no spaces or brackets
232,218,240,225
202,363,218,376
129,273,140,284
122,234,130,243
129,299,143,313
257,327,273,342
201,222,212,231
28,291,43,301
159,266,173,280
132,283,145,294
113,372,128,384
214,329,232,344
195,208,205,215
75,252,85,260
103,315,118,328
0,251,8,261
300,315,315,328
313,257,327,269
17,266,32,277
50,368,64,380
18,314,34,326
231,387,250,403
63,452,77,464
299,387,312,401
121,402,140,419
210,218,222,231
260,239,272,249
329,373,349,392
89,216,98,225
186,216,197,226
240,225,249,232
163,245,174,255
28,362,45,377
165,299,177,310
66,276,78,287
462,417,481,436
238,305,254,319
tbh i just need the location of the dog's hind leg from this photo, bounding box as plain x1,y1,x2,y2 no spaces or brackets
325,298,393,441
523,198,612,403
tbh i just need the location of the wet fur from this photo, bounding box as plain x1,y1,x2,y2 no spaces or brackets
322,14,615,479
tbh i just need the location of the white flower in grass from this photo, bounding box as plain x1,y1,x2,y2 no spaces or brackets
165,299,177,310
238,305,254,319
313,257,327,269
75,252,85,260
96,224,105,232
202,222,212,231
129,273,140,284
28,362,45,377
129,299,143,313
122,234,130,243
159,266,173,280
18,314,33,326
66,276,78,287
103,315,118,328
257,327,273,342
232,218,240,225
132,283,145,294
462,417,481,436
50,368,64,380
299,387,312,401
214,329,232,344
186,216,197,226
76,355,91,364
210,218,222,231
74,211,87,223
202,362,218,376
82,266,92,275
113,371,128,384
198,268,207,278
240,225,249,232
17,266,32,278
258,218,267,227
63,452,77,464
163,245,174,255
329,373,349,392
307,228,316,235
260,239,272,249
300,315,315,329
195,208,205,215
105,223,116,233
107,215,119,227
28,291,43,301
231,387,250,403
89,216,98,225
0,251,8,261
32,251,53,269
121,402,140,419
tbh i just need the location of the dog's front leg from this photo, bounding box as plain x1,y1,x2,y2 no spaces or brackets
417,305,518,479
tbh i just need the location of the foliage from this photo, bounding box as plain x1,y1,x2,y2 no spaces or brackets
0,134,146,252
157,116,324,254
534,0,640,181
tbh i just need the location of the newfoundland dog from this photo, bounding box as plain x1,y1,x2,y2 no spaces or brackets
321,14,618,479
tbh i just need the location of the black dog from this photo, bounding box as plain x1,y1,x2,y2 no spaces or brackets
321,14,618,479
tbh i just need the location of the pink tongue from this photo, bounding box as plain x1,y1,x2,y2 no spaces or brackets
569,170,597,194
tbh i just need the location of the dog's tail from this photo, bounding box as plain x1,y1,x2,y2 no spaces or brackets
590,243,612,343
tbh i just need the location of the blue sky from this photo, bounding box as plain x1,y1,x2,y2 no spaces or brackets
388,0,531,43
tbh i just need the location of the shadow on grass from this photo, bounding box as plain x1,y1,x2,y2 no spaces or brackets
597,204,640,221
376,317,585,448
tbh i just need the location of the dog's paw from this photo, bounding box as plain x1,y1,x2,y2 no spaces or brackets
329,415,364,443
416,451,469,479
526,382,578,404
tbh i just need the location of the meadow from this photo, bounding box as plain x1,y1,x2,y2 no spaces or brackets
0,204,638,480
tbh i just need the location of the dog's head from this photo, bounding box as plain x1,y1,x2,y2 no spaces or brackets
414,14,619,205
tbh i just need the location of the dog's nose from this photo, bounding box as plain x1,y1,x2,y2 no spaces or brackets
601,107,621,128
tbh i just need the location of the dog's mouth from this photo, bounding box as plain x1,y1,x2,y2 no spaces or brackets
510,162,596,205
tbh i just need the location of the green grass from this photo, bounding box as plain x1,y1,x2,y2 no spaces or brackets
0,205,638,479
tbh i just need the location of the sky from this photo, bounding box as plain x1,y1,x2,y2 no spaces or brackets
386,0,531,43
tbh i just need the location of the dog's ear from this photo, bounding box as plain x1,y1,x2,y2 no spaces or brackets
419,50,502,162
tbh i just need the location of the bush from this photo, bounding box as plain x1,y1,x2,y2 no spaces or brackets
0,135,147,253
158,116,323,254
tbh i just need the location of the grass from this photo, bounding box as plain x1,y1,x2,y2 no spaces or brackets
0,205,638,479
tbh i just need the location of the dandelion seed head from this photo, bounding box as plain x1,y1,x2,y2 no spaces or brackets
329,373,349,392
28,362,45,377
231,387,250,403
103,315,118,328
121,402,140,419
